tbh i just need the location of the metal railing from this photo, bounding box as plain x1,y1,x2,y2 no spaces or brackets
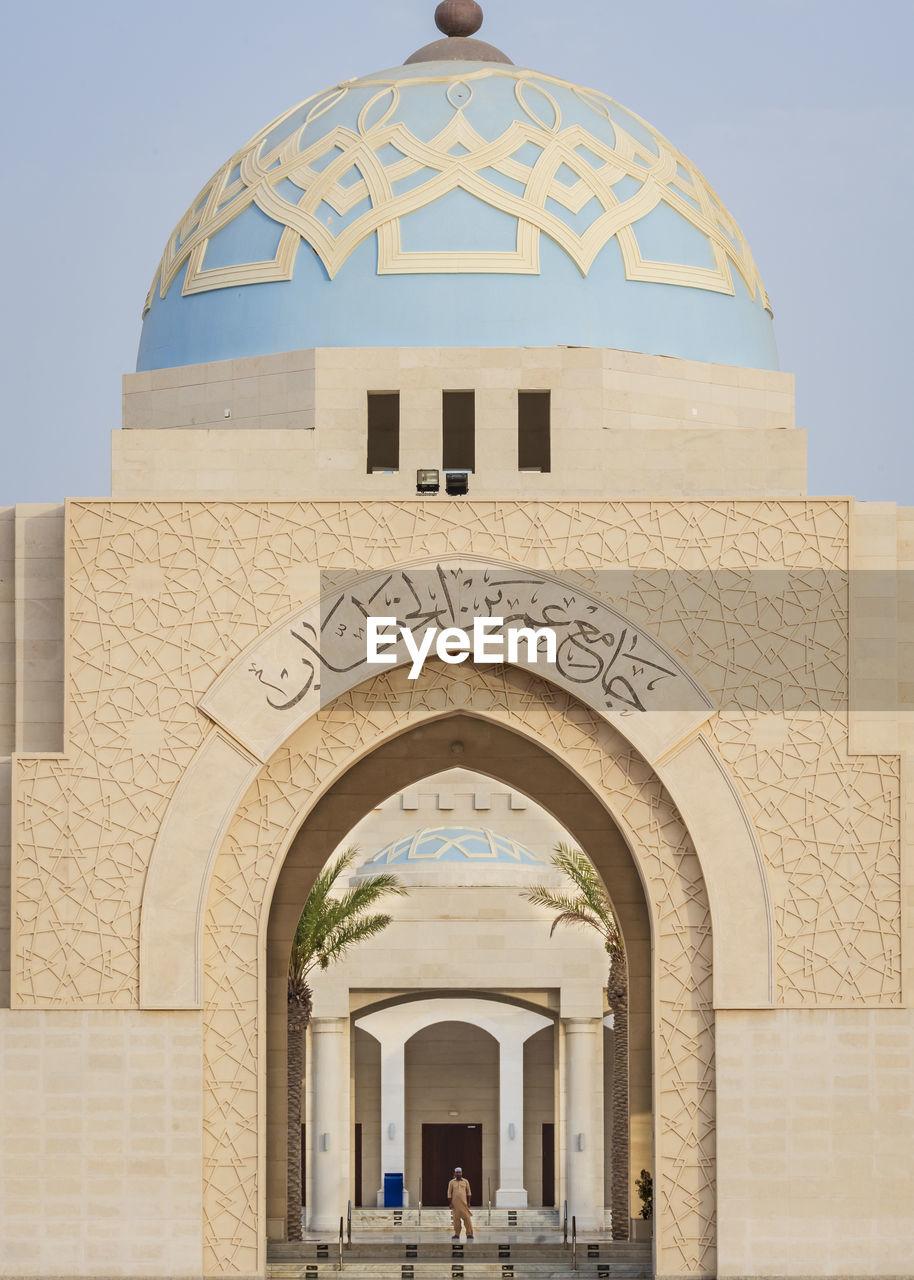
346,1199,352,1247
562,1200,568,1246
571,1215,577,1271
338,1216,344,1271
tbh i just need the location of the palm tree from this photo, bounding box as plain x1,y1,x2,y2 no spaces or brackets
524,844,630,1240
287,848,406,1240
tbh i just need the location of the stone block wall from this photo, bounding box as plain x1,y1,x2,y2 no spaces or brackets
716,1008,914,1278
0,508,13,1009
13,505,65,754
114,347,804,500
0,1009,204,1277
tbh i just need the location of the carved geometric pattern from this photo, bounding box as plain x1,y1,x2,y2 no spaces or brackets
146,67,769,308
13,499,899,1014
714,713,901,1003
202,663,716,1276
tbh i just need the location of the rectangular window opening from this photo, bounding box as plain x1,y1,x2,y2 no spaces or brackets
442,390,475,473
518,390,551,473
367,392,400,473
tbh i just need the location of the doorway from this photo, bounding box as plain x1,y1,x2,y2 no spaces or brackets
541,1123,555,1207
421,1123,483,1205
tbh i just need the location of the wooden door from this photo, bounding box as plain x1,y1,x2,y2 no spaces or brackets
541,1123,555,1207
421,1123,483,1206
354,1123,362,1207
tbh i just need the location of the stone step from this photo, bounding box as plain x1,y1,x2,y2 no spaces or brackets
268,1266,650,1279
268,1240,653,1278
346,1208,563,1235
272,1243,648,1260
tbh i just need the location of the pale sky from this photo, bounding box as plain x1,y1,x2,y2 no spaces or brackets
1,0,912,506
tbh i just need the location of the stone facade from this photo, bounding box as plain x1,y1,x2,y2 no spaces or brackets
1,356,911,1275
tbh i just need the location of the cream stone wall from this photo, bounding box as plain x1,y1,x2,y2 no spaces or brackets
716,1008,914,1278
898,506,914,1008
0,1009,203,1278
114,347,804,500
13,504,65,754
1,504,65,1011
850,501,901,756
0,507,13,1009
0,509,13,753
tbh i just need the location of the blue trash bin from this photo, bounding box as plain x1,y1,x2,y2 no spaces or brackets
383,1172,404,1208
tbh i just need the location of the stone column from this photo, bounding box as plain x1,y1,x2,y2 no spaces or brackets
377,1037,408,1205
564,1017,604,1231
309,1017,350,1230
495,1031,527,1206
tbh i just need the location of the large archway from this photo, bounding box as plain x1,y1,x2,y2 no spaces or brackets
198,661,716,1278
266,719,652,1237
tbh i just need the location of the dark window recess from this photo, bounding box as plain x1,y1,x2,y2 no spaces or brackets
518,390,551,472
367,392,400,472
442,390,475,472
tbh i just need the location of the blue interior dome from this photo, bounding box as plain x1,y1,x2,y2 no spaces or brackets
363,827,546,867
138,60,777,371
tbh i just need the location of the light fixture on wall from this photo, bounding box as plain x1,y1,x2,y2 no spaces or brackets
416,468,440,493
508,1123,516,1140
448,1109,459,1116
576,1133,585,1151
388,1123,396,1140
320,1132,330,1151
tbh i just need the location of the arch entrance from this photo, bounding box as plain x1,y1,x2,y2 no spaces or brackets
267,714,654,1238
187,659,718,1276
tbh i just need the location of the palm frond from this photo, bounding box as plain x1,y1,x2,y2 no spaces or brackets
289,846,406,985
546,907,603,938
314,913,394,970
525,886,592,916
523,842,624,957
552,844,611,920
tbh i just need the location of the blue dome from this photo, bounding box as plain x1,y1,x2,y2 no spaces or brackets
138,61,777,371
363,827,545,867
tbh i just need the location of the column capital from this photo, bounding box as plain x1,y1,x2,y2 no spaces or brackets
309,1015,349,1034
563,1015,603,1032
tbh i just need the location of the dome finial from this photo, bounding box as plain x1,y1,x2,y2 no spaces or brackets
435,0,484,38
406,0,510,63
